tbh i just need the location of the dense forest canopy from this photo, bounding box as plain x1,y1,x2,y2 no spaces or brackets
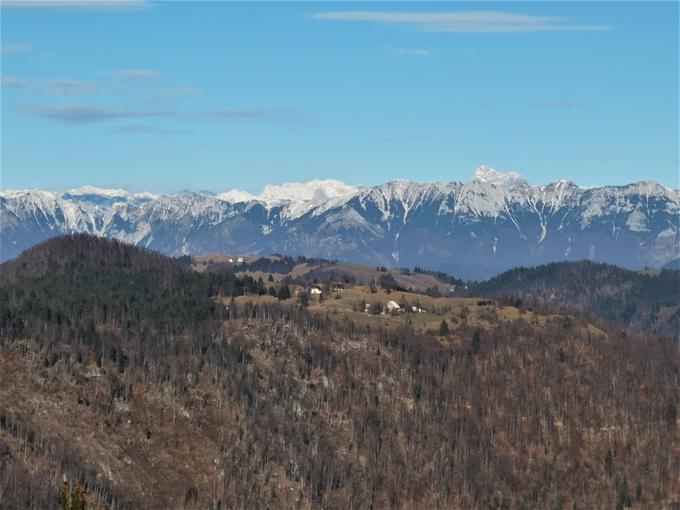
466,260,680,341
0,235,678,509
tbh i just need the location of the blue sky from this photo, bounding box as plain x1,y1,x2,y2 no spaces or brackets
1,1,678,193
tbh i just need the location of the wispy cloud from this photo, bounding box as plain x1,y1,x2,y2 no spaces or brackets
110,124,167,134
1,75,31,90
140,87,203,103
1,0,151,10
388,47,430,57
114,69,164,81
44,79,96,96
1,43,33,54
532,101,587,109
22,104,299,124
311,11,611,33
1,75,96,95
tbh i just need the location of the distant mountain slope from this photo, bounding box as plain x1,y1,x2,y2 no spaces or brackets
467,260,680,340
2,166,678,279
662,258,680,270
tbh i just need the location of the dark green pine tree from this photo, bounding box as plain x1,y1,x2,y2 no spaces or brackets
471,329,481,355
605,448,614,478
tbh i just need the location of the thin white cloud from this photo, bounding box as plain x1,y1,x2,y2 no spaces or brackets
2,71,200,101
1,75,96,95
22,104,300,124
1,75,31,90
1,0,151,9
311,11,611,33
388,47,430,57
1,43,33,54
140,87,203,103
115,69,165,81
111,124,167,134
532,101,587,109
44,79,96,96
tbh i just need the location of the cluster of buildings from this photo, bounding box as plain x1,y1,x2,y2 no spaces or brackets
292,281,346,299
365,300,426,315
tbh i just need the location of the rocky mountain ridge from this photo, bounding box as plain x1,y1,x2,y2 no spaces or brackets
2,166,678,279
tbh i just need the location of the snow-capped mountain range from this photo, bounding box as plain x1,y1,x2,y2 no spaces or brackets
2,166,678,279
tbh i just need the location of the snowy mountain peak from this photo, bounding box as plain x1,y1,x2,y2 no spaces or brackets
258,179,359,205
217,179,361,218
216,189,257,203
63,186,158,203
472,165,527,187
256,179,361,219
65,185,131,198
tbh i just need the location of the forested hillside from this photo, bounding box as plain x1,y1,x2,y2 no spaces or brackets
1,236,679,509
467,260,680,341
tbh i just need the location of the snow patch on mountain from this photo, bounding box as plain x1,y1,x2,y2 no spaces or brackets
360,180,447,222
64,186,157,201
472,165,527,187
217,189,257,203
215,179,360,219
626,209,648,232
253,179,359,220
65,186,131,198
321,208,377,233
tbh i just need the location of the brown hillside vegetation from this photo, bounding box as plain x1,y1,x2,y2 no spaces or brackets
1,235,679,509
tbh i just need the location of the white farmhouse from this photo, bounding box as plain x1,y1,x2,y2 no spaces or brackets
385,300,401,313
